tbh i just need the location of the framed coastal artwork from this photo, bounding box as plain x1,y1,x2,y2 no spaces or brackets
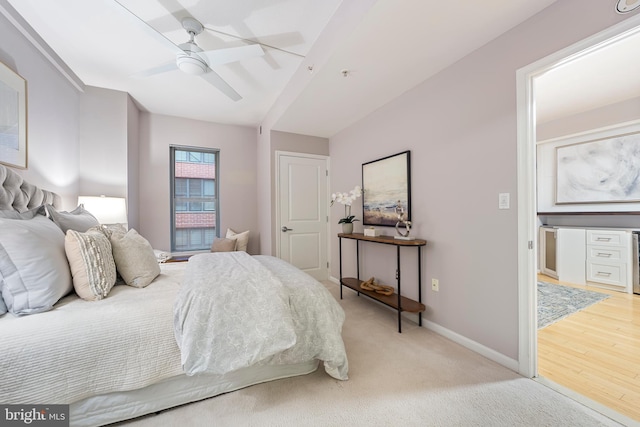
555,132,640,204
362,150,411,226
0,61,27,169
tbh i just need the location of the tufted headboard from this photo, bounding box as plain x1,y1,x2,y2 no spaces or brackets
0,164,62,212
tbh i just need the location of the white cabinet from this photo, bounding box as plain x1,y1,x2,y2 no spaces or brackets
539,227,558,279
557,228,586,285
585,229,631,292
539,227,586,285
539,226,633,293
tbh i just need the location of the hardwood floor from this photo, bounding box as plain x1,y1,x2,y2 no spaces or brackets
537,274,640,421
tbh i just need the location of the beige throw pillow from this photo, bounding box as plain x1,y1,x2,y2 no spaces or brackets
226,228,249,252
65,229,117,301
109,229,160,288
211,237,236,252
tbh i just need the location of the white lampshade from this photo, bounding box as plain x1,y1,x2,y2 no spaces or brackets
78,196,127,225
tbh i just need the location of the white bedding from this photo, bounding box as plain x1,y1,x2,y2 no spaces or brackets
175,253,349,380
0,263,186,404
175,253,297,375
0,255,349,409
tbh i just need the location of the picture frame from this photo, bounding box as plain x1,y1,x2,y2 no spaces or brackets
555,132,640,204
0,61,27,169
362,150,411,226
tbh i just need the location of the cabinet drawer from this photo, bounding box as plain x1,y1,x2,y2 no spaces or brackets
586,230,627,247
587,245,627,262
586,261,627,287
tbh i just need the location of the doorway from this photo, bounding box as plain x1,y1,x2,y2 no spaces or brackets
275,151,330,281
517,13,640,424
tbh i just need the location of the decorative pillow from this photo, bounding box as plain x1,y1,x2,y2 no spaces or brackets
0,209,73,316
46,204,99,233
109,229,160,288
65,229,117,301
211,237,236,252
226,228,250,252
97,223,128,237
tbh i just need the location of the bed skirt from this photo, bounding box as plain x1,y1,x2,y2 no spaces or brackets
70,360,319,426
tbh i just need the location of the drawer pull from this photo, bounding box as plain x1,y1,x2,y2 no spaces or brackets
596,271,612,277
596,252,612,257
595,237,611,241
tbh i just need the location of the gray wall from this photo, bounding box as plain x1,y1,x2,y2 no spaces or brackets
328,0,636,361
78,86,128,199
137,113,259,253
537,96,640,142
0,9,80,208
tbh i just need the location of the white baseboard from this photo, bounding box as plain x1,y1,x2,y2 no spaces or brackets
421,319,519,372
328,275,519,372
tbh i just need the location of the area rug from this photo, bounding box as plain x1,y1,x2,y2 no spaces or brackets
538,281,609,329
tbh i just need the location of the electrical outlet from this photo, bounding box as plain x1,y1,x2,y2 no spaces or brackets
431,278,439,292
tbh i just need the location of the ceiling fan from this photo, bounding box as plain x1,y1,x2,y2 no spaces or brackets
112,1,264,101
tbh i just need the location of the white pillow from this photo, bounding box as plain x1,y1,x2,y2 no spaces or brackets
109,229,160,288
0,209,72,316
45,204,99,233
65,229,117,301
226,228,250,252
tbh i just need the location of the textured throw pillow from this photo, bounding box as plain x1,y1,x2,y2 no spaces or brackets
46,204,99,233
109,229,160,288
0,208,73,316
211,237,236,252
65,229,117,301
226,228,250,252
97,223,128,237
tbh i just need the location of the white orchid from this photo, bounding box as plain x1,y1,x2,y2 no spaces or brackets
330,185,362,223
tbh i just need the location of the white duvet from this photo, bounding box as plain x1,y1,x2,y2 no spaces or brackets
175,252,348,380
0,264,186,404
0,255,348,406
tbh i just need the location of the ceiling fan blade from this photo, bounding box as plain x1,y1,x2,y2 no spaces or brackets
200,70,242,102
131,61,177,78
111,0,184,55
199,44,264,66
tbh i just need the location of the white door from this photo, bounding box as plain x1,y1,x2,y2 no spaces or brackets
277,153,329,280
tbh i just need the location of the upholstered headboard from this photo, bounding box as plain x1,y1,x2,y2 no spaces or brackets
0,164,62,212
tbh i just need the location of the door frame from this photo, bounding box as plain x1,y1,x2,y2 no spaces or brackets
275,150,331,274
516,15,640,378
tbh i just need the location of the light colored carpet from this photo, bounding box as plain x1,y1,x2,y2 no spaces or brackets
118,281,621,427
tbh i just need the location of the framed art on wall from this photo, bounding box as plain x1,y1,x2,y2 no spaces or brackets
0,61,27,169
362,150,411,226
555,132,640,204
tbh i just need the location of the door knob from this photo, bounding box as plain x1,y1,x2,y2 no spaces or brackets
281,226,293,232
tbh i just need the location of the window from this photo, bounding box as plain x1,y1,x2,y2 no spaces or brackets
170,147,219,252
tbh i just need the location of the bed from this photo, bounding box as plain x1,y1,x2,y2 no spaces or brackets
0,164,348,426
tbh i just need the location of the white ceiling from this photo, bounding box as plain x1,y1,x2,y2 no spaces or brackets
7,0,343,127
535,28,640,124
9,0,634,138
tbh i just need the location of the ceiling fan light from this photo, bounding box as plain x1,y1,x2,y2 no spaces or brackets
177,55,207,75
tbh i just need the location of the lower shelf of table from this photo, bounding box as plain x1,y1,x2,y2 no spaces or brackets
340,277,426,313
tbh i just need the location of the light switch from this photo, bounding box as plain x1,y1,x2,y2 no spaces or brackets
499,193,510,209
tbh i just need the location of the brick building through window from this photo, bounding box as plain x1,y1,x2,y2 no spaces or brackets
171,148,219,252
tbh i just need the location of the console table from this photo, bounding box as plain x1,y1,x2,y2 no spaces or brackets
338,233,427,333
